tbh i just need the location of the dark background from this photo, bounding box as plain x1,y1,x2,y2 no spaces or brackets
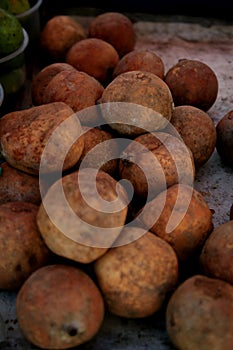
41,0,233,22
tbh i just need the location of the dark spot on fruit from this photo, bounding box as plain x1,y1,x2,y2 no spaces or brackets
65,324,79,337
15,264,22,272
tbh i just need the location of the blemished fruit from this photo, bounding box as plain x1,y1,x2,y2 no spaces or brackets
94,227,178,318
16,264,105,349
113,49,165,80
0,201,51,290
100,70,174,136
40,15,87,61
36,168,128,264
66,37,119,85
164,59,218,111
167,105,217,169
166,274,233,350
88,12,136,57
200,220,233,285
216,109,233,167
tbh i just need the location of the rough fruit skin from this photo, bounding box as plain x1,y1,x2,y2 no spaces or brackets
0,201,51,290
88,12,136,57
164,59,218,111
169,105,217,169
216,109,233,167
16,264,105,349
94,228,178,318
166,275,233,350
200,221,233,285
113,49,165,80
101,70,174,136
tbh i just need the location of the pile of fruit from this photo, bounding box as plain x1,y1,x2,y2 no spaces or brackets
0,10,233,350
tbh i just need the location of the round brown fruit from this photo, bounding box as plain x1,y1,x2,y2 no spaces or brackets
88,12,136,57
140,184,213,261
0,201,51,290
167,105,216,169
119,131,195,200
100,70,174,136
216,109,233,167
40,15,87,61
94,227,178,318
164,59,218,111
66,38,119,85
200,220,233,285
31,62,76,105
77,126,119,176
37,168,128,264
0,102,84,175
113,49,165,80
0,162,41,205
16,264,105,349
43,69,104,113
166,274,233,350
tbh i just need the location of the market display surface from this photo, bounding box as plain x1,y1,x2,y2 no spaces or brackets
0,7,233,350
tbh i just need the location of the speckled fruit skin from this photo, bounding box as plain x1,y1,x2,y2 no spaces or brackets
140,184,213,261
0,162,41,205
200,220,233,285
43,69,104,114
168,105,217,169
119,131,195,200
216,109,233,167
16,264,105,349
66,38,119,85
166,275,233,350
31,63,76,105
40,15,87,60
37,169,128,264
164,59,218,111
113,49,165,80
88,12,136,57
94,227,178,318
0,102,84,175
0,201,51,290
100,70,174,136
77,126,119,176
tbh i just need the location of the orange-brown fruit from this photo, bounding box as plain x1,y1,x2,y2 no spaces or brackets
166,275,233,350
200,220,233,285
37,168,128,264
0,162,41,205
66,38,119,85
88,12,136,57
119,131,194,200
94,227,178,318
31,62,76,105
100,70,174,136
77,126,119,176
113,49,165,79
40,15,87,61
44,69,104,113
167,105,217,169
0,102,84,175
164,59,218,111
16,264,105,349
140,184,213,261
0,201,51,290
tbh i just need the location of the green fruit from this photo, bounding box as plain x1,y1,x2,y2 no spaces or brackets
0,0,30,14
9,0,30,14
0,8,24,57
